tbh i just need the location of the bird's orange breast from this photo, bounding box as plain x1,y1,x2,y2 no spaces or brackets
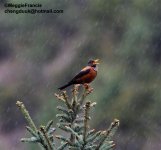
76,67,97,84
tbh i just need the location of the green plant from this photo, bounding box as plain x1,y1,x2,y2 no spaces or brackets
16,86,119,150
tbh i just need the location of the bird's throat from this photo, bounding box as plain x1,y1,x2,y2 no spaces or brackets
93,66,98,71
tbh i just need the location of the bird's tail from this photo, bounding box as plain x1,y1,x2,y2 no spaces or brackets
58,82,72,90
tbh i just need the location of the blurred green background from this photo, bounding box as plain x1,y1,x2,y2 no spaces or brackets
0,0,161,149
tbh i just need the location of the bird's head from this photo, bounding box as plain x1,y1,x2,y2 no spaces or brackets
88,59,100,67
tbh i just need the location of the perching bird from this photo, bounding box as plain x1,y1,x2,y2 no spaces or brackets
58,59,100,90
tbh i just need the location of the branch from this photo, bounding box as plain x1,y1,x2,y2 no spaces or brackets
40,126,54,150
83,101,91,144
96,119,119,150
16,101,37,132
16,101,55,150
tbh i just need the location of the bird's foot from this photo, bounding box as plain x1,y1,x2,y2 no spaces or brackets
83,83,89,89
83,84,93,93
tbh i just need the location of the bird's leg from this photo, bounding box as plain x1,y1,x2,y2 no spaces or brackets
83,84,93,93
83,83,89,89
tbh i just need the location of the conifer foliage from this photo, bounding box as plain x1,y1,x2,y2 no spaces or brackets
16,85,119,150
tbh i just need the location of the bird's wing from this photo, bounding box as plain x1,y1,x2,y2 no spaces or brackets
71,67,91,82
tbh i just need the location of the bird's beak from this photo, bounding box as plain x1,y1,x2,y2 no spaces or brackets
94,59,100,64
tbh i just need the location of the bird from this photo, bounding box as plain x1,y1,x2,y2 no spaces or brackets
58,59,100,90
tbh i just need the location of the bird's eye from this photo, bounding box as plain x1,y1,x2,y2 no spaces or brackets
88,60,94,64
